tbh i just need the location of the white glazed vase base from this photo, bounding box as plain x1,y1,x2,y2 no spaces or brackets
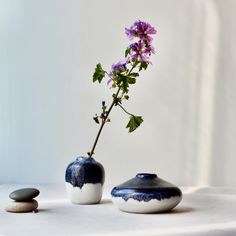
112,196,182,213
66,183,103,204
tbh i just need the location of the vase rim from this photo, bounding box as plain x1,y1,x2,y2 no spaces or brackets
136,173,157,179
75,156,95,163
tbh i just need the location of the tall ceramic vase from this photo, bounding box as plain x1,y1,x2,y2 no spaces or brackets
65,156,105,204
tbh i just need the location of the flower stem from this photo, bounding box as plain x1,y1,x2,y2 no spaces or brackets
117,103,134,117
88,61,138,157
88,87,121,157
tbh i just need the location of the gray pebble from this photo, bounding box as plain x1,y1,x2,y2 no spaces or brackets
9,188,40,201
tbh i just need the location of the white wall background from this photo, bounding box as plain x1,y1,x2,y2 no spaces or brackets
0,0,236,187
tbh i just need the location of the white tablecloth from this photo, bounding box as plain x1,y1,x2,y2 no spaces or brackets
0,185,236,236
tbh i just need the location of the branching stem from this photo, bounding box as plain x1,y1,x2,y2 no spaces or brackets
117,103,134,117
88,61,138,157
88,87,121,157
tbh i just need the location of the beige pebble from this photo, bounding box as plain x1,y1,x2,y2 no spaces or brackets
5,199,38,213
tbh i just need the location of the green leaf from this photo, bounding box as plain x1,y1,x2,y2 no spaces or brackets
113,96,121,105
93,63,105,83
129,72,139,77
117,74,129,93
126,116,143,133
116,74,126,85
126,76,136,84
125,47,131,57
139,61,148,71
93,116,100,124
124,95,129,100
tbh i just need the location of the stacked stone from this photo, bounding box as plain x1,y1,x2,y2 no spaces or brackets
5,188,40,213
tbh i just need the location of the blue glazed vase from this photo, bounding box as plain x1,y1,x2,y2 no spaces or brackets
65,156,105,204
111,173,182,213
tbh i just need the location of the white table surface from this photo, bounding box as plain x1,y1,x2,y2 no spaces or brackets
0,185,236,236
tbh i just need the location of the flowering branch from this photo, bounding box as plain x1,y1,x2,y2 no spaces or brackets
88,20,156,157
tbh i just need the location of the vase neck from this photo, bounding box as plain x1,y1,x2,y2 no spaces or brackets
136,173,157,179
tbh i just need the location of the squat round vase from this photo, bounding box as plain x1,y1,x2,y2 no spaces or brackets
111,173,182,213
65,156,105,204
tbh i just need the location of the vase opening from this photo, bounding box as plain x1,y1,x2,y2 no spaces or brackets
136,173,157,179
76,156,85,161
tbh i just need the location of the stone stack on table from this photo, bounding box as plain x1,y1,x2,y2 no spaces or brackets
5,188,40,213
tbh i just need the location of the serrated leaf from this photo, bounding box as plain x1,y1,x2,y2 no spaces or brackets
126,116,143,133
93,63,105,83
126,76,136,84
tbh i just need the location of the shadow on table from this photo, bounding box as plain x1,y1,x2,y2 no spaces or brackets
100,199,112,205
117,206,195,215
161,206,195,214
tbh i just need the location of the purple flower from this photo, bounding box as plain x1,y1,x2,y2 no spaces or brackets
129,41,154,62
125,25,137,40
111,59,127,72
144,44,155,54
126,20,157,43
107,59,128,85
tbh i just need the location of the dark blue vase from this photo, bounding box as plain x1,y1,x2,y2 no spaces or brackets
65,156,105,204
111,173,182,213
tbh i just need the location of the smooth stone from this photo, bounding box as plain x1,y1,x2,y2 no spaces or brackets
9,188,40,201
5,200,38,213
